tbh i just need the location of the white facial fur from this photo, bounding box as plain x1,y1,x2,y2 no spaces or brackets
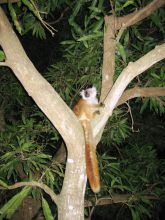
80,86,98,104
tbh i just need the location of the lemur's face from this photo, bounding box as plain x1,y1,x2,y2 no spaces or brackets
80,87,97,99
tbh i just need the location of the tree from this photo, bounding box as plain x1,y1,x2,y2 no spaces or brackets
0,0,165,219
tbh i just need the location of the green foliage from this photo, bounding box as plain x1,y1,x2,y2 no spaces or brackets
150,8,165,36
46,36,103,106
41,161,65,192
42,197,54,220
0,69,63,190
150,67,165,87
120,145,161,191
6,0,65,39
0,69,60,141
22,14,46,39
0,187,31,220
113,2,165,117
21,0,38,16
95,144,165,219
1,0,165,219
0,112,64,183
0,68,32,118
45,1,105,102
0,113,64,218
66,0,105,48
117,42,127,63
102,109,131,145
0,132,51,180
0,179,8,188
140,96,165,115
8,3,22,34
115,0,135,13
98,154,122,192
115,0,150,15
0,50,5,62
138,66,165,115
129,203,152,220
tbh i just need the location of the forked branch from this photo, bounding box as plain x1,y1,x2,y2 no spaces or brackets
101,0,165,100
94,43,165,137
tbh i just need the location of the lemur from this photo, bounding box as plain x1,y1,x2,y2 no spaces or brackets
73,86,103,193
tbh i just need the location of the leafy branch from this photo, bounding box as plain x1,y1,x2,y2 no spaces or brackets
0,180,59,204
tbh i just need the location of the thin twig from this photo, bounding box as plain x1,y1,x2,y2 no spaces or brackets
30,0,57,36
125,101,139,132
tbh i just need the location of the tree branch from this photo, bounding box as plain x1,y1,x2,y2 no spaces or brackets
100,16,116,101
0,181,59,205
0,6,83,153
116,0,165,31
94,43,165,138
84,194,158,207
100,0,165,101
117,87,165,106
0,7,87,212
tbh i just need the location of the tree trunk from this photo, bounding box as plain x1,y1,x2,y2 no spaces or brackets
0,6,87,220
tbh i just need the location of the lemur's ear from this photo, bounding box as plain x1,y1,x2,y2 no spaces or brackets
91,86,97,93
92,86,96,89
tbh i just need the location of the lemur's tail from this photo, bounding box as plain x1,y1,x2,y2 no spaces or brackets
81,120,100,193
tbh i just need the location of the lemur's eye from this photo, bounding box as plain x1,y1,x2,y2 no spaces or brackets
85,90,90,97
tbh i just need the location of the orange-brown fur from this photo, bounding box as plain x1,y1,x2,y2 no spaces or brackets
73,95,101,193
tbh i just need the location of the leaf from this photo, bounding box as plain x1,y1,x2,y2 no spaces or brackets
83,41,89,48
31,22,46,39
91,18,104,32
88,6,102,13
151,72,160,80
8,3,22,34
22,0,37,17
130,208,140,220
70,0,84,19
141,197,152,206
111,177,116,187
60,40,76,45
140,97,149,113
139,176,148,183
116,0,134,12
117,42,127,63
138,204,151,217
130,208,136,220
69,20,83,35
124,31,129,47
0,187,31,220
0,50,5,62
77,32,103,41
30,160,39,170
0,180,8,188
42,197,54,220
109,163,120,171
